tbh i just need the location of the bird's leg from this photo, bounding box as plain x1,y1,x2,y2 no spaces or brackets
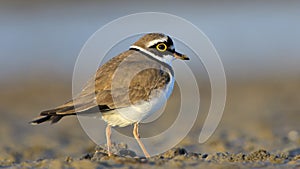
133,123,150,158
106,124,112,156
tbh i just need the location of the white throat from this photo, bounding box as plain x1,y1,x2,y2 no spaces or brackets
130,45,175,66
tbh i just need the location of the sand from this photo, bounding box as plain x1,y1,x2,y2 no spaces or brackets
0,75,299,168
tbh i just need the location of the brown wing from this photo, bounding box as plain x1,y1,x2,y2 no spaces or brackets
95,68,171,109
73,49,172,112
30,50,172,124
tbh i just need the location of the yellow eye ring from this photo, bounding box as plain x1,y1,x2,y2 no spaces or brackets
156,43,167,52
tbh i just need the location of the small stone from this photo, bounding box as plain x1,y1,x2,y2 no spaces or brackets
245,149,270,161
65,156,73,163
205,154,214,161
172,155,187,161
287,148,300,157
173,147,187,156
91,151,107,161
80,153,93,160
119,149,136,157
202,154,208,159
186,152,199,159
139,158,148,163
161,147,187,159
235,153,246,161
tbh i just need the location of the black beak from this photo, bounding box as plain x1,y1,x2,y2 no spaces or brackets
173,51,189,60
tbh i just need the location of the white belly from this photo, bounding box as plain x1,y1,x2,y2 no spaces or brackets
102,75,174,127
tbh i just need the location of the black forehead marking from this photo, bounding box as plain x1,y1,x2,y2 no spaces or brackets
149,36,174,48
166,36,174,46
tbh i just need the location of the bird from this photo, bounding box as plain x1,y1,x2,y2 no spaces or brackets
30,33,189,158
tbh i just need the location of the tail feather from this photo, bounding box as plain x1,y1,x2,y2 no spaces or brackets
30,99,105,125
30,106,76,125
30,115,52,125
50,115,64,124
40,106,75,116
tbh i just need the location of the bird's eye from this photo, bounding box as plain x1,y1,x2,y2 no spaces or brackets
156,43,167,52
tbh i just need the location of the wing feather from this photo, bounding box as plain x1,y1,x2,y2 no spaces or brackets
36,50,172,117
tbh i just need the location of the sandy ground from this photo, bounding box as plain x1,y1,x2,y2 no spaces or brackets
0,74,299,168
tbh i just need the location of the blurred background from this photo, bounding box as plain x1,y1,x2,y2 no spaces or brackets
0,0,299,163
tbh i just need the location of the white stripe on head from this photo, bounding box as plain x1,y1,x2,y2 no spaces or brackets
146,37,168,48
130,45,174,66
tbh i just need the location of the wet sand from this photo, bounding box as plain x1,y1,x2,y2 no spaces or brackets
0,75,299,168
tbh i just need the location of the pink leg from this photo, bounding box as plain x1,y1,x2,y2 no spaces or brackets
106,124,112,156
133,123,150,158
